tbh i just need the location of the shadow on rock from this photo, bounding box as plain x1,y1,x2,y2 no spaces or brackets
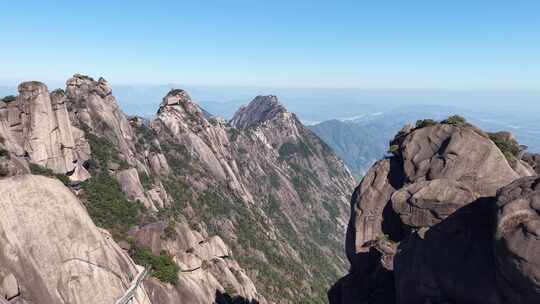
394,197,505,304
329,248,395,304
214,291,259,304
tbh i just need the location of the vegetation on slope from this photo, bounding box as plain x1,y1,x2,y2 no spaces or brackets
79,129,144,239
489,132,521,161
28,163,70,185
128,239,179,285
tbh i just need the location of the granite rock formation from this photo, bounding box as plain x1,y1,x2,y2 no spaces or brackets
330,119,540,304
0,75,356,304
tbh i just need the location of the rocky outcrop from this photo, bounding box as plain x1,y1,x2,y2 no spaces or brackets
131,221,262,304
149,91,355,302
494,176,540,304
332,119,539,304
0,82,89,180
1,76,356,304
0,175,152,304
66,75,136,163
391,179,476,229
230,95,287,129
523,152,540,174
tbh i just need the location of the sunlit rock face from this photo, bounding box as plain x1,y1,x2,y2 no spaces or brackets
0,81,89,180
0,75,358,303
0,175,152,304
331,120,539,304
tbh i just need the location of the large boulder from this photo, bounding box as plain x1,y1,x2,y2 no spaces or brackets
332,122,536,304
346,158,403,261
522,153,540,174
131,221,262,304
394,197,504,304
494,176,540,303
391,179,476,229
0,82,90,181
400,124,519,196
0,175,152,304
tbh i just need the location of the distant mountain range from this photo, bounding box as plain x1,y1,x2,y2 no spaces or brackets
309,104,540,177
3,83,539,177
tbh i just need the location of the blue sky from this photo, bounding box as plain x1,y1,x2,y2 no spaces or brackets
0,0,539,89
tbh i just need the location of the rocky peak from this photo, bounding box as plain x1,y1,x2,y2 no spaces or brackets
157,89,206,118
18,81,49,97
230,95,289,129
66,74,112,99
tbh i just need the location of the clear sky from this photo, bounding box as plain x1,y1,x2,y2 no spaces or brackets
1,0,539,89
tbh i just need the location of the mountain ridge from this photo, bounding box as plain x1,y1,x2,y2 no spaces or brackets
0,74,356,304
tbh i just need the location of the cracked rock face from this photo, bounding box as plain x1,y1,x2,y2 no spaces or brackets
391,179,476,229
0,175,152,304
66,75,136,166
333,122,538,304
230,95,287,129
0,82,88,178
0,81,91,184
400,124,519,196
132,221,260,304
522,153,540,174
494,176,540,304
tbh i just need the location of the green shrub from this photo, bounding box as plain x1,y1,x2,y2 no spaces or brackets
489,133,520,161
278,141,313,159
441,115,467,125
79,126,143,238
29,163,70,185
129,243,179,284
388,144,399,154
1,95,16,103
51,88,65,96
228,128,241,142
168,89,185,96
376,234,395,244
415,119,438,129
162,220,177,240
269,173,281,189
81,173,143,238
139,171,155,190
75,74,95,81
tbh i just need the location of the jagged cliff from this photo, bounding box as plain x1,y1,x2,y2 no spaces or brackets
329,117,540,304
0,75,356,303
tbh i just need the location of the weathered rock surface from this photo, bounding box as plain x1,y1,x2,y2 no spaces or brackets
66,75,136,166
400,124,518,196
332,120,539,304
131,221,262,304
391,179,476,229
2,76,357,304
0,175,152,304
494,176,540,304
393,197,504,304
230,95,287,129
0,82,89,180
523,152,540,174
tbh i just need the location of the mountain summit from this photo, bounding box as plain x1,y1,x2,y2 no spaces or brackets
230,95,288,129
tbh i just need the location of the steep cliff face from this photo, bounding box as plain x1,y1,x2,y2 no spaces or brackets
330,118,540,304
0,175,152,304
149,91,356,302
0,75,356,304
0,77,265,304
0,81,89,181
